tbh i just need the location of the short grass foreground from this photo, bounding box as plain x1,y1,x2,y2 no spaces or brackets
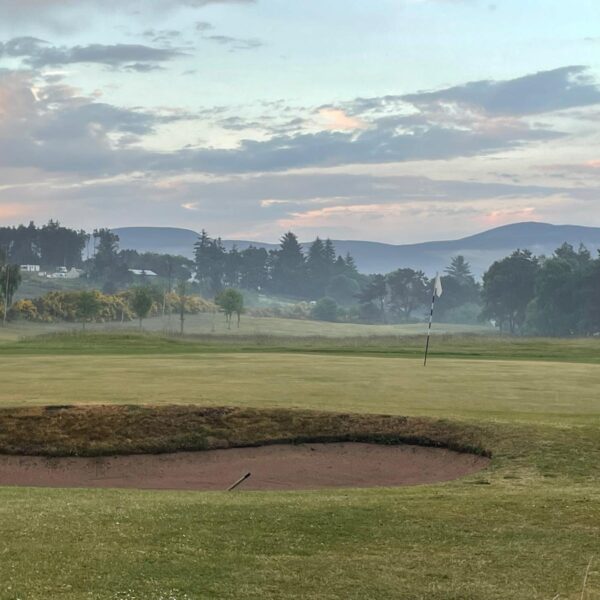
0,331,598,599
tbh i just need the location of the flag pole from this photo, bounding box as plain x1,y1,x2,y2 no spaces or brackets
424,273,442,367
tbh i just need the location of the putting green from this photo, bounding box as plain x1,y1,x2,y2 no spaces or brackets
0,353,598,425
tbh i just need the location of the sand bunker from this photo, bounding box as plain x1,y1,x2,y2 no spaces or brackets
0,442,489,491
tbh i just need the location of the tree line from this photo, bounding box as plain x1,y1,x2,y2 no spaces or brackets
192,230,363,302
0,221,88,268
481,244,600,336
3,220,600,335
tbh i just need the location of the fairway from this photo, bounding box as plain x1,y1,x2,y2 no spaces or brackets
0,333,599,599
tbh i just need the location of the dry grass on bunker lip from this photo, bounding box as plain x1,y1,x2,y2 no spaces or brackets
0,404,491,459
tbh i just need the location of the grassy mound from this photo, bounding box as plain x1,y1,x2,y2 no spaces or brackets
0,405,490,458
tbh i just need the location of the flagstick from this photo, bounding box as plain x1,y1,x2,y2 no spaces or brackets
424,273,442,367
423,290,436,367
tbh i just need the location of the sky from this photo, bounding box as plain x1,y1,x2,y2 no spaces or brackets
1,0,600,243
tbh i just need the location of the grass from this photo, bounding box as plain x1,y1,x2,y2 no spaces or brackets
138,312,492,337
0,312,490,345
0,330,598,599
0,405,490,457
1,350,599,426
3,328,600,364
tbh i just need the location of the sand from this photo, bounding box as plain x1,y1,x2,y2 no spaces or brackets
0,442,489,491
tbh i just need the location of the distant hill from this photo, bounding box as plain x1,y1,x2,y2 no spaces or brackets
112,222,600,276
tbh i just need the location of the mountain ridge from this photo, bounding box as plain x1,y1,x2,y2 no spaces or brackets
111,222,600,276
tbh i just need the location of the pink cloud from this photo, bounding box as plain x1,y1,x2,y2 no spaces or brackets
480,207,537,226
316,108,367,131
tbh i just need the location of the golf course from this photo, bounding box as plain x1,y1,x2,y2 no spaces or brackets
0,323,598,600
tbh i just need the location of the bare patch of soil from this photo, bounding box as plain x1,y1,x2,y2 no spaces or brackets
0,442,489,491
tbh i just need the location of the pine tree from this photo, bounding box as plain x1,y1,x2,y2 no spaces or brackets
194,230,226,295
270,232,306,297
445,256,473,284
306,237,327,298
344,252,359,275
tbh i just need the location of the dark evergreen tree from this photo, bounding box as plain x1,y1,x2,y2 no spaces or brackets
437,256,481,322
269,232,306,297
90,229,131,288
239,246,269,291
194,230,226,295
306,237,328,298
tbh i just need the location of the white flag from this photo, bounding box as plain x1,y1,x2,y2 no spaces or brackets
434,273,443,298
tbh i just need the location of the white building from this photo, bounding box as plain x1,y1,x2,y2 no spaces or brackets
48,267,83,279
20,264,40,272
129,269,158,277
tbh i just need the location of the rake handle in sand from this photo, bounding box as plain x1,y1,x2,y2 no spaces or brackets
227,472,251,491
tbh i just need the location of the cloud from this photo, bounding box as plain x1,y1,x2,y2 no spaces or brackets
401,66,600,116
0,69,193,175
203,34,262,51
0,0,256,11
316,108,367,131
155,114,558,174
4,170,597,243
195,21,215,32
0,65,595,179
0,37,186,68
181,0,255,6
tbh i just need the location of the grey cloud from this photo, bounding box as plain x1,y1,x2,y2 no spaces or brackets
142,29,182,44
0,70,192,175
150,115,559,174
182,0,255,6
0,37,186,68
123,62,166,72
0,65,588,178
202,34,262,51
401,66,600,116
195,21,214,32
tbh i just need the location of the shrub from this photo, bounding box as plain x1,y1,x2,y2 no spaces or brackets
311,297,339,322
8,299,38,321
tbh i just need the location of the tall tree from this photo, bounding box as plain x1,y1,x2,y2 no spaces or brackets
0,250,21,325
39,220,88,268
239,246,269,291
445,255,474,283
437,256,481,322
90,229,131,291
224,245,243,288
481,249,539,334
194,230,226,295
306,237,329,298
526,243,591,335
269,232,306,297
175,279,188,335
357,274,388,323
387,268,429,321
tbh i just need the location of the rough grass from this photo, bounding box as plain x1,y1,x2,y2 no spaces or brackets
0,313,489,345
0,405,490,457
3,329,600,364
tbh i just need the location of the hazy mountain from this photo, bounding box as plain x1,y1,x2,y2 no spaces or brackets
112,222,600,276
